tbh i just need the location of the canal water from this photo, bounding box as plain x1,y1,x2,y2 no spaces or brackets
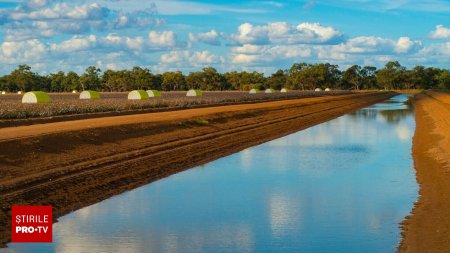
3,95,418,253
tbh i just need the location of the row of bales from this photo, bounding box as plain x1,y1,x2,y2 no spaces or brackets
16,87,331,104
249,87,331,94
19,89,203,104
249,88,282,94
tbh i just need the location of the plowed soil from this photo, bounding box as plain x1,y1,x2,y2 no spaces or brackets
0,92,394,247
399,91,450,252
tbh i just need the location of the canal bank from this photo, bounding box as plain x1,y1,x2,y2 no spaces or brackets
400,91,450,253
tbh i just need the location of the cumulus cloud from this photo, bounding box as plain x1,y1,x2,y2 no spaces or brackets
0,39,48,64
430,25,450,39
149,31,176,47
231,44,312,64
229,22,343,45
48,30,179,54
0,0,163,40
418,42,450,56
9,2,109,20
227,34,423,68
50,35,98,53
160,50,224,66
325,36,422,55
189,29,221,46
0,29,184,72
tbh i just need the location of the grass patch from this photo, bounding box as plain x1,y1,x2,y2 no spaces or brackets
194,118,209,125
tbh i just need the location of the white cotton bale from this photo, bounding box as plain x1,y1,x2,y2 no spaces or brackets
79,90,100,99
21,91,51,104
249,89,260,94
146,90,161,97
186,89,202,97
128,90,149,100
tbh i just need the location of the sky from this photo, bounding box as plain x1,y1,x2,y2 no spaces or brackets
0,0,449,75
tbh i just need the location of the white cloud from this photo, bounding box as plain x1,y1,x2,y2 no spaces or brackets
430,25,450,39
418,42,450,56
231,54,260,64
231,44,312,64
50,35,98,53
0,29,185,73
160,50,224,67
49,31,179,54
10,3,109,21
148,31,176,47
327,36,421,55
395,37,418,53
229,22,343,45
189,29,221,46
160,50,188,64
190,51,223,64
0,39,48,63
0,1,163,40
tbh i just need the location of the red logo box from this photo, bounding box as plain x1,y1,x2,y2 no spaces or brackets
11,206,52,243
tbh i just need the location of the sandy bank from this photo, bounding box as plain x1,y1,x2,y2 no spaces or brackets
400,91,450,252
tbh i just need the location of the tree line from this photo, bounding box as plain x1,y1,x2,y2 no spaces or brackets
0,61,449,92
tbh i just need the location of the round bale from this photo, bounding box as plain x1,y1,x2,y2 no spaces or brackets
249,88,261,94
128,90,149,100
186,89,202,97
22,91,50,104
80,90,100,99
147,90,161,98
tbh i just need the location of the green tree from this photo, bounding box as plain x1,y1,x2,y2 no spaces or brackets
201,67,228,90
151,74,163,90
62,71,80,91
376,61,406,90
342,65,363,90
186,67,227,91
0,76,8,91
266,69,287,90
361,66,378,90
130,67,153,90
162,71,186,91
287,63,308,90
50,71,65,92
436,69,450,89
9,65,34,91
79,66,101,91
223,71,265,90
102,70,127,91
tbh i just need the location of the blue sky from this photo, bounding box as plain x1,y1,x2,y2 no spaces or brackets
0,0,449,75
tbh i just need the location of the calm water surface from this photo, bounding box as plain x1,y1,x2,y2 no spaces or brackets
3,95,418,253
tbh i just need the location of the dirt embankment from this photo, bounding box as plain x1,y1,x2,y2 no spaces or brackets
400,91,450,253
0,92,394,247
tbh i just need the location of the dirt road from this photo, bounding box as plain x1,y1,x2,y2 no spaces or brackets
0,92,394,246
400,91,450,252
